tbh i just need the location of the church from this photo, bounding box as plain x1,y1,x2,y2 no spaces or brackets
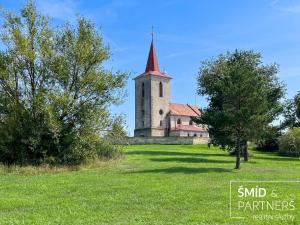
134,38,209,138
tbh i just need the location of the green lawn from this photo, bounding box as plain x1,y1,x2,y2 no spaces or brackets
0,145,299,225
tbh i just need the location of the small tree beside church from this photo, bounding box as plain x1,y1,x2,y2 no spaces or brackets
196,50,284,169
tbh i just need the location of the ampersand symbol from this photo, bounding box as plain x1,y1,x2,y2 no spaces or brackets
271,190,278,198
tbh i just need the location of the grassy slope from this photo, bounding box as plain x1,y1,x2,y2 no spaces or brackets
0,145,299,225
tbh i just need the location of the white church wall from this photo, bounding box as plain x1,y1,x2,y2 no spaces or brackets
170,130,209,137
169,115,192,129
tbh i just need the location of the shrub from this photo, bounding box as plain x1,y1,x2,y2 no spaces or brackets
256,126,281,152
96,141,123,160
256,139,279,152
278,128,300,157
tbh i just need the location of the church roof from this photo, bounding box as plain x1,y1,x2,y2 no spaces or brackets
134,39,171,79
145,40,160,73
169,103,201,117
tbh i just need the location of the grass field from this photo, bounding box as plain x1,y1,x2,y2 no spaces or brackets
0,145,299,225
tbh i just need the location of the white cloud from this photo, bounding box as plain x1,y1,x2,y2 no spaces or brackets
36,0,138,25
89,0,138,25
36,0,79,22
271,0,300,13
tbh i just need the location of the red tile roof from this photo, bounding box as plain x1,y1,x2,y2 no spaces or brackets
137,71,170,78
169,103,201,116
171,125,206,132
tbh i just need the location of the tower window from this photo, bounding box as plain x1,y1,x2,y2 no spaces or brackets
160,120,163,126
142,110,145,116
177,118,181,125
159,109,163,115
159,82,163,97
142,82,145,97
142,121,144,127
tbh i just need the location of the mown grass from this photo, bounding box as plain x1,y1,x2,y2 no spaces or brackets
0,145,299,225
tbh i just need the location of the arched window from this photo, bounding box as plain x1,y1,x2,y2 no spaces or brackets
142,83,145,97
177,118,181,125
159,82,163,97
159,109,163,115
160,120,163,126
189,120,193,125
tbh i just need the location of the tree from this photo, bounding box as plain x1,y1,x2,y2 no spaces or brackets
106,114,128,142
197,50,284,169
278,127,300,157
194,97,236,151
282,92,300,129
0,1,127,165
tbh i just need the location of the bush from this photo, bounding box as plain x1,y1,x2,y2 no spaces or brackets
97,141,123,160
256,126,281,152
278,128,300,157
256,139,279,152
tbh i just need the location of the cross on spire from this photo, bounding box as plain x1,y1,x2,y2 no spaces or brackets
151,25,154,41
145,27,160,73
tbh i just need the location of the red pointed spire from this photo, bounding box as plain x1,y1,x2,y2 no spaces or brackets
145,40,160,73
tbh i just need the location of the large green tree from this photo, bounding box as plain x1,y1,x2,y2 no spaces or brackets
0,1,127,165
197,50,284,169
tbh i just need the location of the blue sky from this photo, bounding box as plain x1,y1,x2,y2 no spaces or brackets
1,0,300,135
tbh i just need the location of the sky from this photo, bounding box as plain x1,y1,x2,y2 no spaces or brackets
1,0,300,135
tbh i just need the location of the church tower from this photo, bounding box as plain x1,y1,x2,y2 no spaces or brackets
134,38,171,137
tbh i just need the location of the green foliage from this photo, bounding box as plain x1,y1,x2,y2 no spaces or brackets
256,125,281,152
279,128,300,157
96,141,123,159
282,92,300,128
197,50,285,168
106,114,128,141
0,1,127,165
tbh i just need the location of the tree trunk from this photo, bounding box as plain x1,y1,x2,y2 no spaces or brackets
235,136,241,169
243,140,249,162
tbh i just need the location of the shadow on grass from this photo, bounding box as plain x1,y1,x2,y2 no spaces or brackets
130,166,232,174
126,150,224,157
149,157,233,164
253,156,300,162
251,150,299,161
